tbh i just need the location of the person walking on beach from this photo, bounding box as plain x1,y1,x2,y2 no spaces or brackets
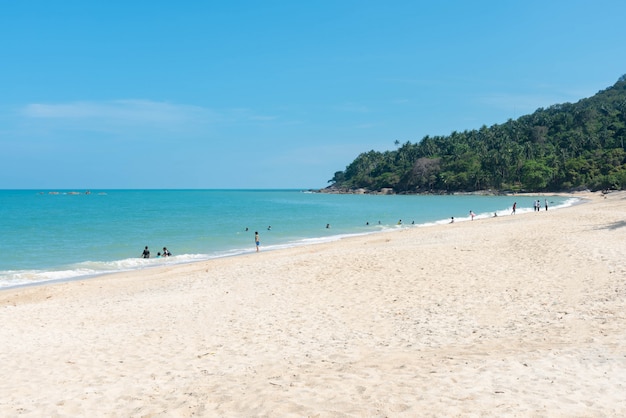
545,199,549,211
512,202,517,215
255,231,260,252
141,246,150,258
470,210,476,221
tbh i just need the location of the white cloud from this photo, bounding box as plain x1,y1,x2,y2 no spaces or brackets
21,100,218,130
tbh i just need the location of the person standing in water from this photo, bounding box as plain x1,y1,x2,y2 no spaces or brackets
255,231,260,252
141,246,150,258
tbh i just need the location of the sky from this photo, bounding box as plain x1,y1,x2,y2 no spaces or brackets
1,1,625,189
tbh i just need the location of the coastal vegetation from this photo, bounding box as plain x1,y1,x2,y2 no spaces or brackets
328,75,626,193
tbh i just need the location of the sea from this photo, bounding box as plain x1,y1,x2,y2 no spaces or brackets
0,189,577,289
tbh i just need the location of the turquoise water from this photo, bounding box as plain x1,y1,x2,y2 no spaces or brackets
0,189,575,288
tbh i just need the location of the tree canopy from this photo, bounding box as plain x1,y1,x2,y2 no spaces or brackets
328,75,626,193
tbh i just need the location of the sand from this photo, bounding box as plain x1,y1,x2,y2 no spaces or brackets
1,191,625,417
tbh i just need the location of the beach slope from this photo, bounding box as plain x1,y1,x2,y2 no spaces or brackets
1,192,625,417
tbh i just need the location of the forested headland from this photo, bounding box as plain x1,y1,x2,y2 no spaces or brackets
327,75,626,193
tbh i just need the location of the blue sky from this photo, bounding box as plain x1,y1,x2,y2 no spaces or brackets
1,1,625,189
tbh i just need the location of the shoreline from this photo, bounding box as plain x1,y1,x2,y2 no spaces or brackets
317,185,613,196
1,190,625,416
1,192,595,293
0,193,582,291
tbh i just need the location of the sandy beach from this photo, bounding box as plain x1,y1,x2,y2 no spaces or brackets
1,191,625,417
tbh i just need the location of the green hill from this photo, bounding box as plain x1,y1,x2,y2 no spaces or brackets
328,75,626,193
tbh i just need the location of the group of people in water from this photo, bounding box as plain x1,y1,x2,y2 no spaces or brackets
141,246,172,259
447,200,551,223
177,200,556,256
